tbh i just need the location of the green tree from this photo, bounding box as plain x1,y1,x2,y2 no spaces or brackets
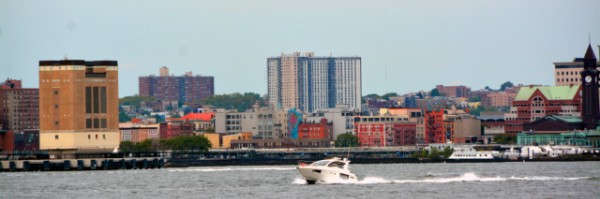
135,139,153,152
119,111,131,123
154,114,165,123
430,88,441,97
119,141,135,153
364,93,381,99
499,81,514,91
202,92,265,112
334,133,360,147
162,136,212,152
381,92,398,100
493,134,516,144
119,95,156,107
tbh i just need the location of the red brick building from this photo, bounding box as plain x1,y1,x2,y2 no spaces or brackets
0,79,39,153
298,118,332,140
354,116,416,147
424,109,445,144
393,123,416,146
139,67,214,104
504,85,582,134
436,85,470,97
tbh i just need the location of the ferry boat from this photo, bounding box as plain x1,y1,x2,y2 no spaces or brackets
448,146,500,160
296,157,358,184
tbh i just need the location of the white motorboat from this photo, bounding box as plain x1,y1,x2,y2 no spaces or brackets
296,157,358,184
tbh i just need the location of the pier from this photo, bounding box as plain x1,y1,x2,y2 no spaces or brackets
0,153,165,172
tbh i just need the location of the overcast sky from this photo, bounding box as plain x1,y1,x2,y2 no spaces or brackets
1,0,599,97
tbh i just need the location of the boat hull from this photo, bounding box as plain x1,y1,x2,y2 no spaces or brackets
297,166,358,184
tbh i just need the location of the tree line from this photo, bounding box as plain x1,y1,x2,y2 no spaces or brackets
119,136,211,153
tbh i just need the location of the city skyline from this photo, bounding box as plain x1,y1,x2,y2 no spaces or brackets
1,1,600,98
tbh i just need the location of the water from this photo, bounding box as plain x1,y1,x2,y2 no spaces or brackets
1,162,599,198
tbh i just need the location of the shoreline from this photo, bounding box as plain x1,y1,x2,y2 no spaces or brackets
165,157,600,167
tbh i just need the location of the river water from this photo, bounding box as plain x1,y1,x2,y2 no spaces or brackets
1,161,599,198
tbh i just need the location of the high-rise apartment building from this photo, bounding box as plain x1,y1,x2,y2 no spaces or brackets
267,52,361,113
0,79,39,132
139,67,214,104
0,79,39,152
39,60,120,153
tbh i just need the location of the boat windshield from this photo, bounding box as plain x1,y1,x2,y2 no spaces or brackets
327,161,346,169
312,160,331,167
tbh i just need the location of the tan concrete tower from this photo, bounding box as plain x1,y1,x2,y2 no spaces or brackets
39,60,119,153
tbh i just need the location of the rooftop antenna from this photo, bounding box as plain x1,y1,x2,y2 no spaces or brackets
64,53,68,60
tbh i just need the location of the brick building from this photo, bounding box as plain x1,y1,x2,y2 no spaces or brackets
435,85,471,97
139,67,214,104
424,109,445,144
354,115,416,147
39,60,120,153
0,79,39,152
504,85,582,134
298,118,333,140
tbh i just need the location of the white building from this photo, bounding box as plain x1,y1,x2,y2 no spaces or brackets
305,105,360,139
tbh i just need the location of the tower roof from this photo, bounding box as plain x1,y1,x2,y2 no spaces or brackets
585,44,597,60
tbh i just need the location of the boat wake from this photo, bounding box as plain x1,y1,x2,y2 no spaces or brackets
294,172,591,185
169,166,296,172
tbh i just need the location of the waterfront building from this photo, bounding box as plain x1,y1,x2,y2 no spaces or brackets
504,85,582,134
554,45,600,86
424,109,445,144
517,131,600,147
267,52,362,113
298,118,332,140
444,114,481,143
580,44,599,130
118,123,160,143
165,120,194,139
139,66,214,104
169,112,215,132
353,115,416,147
435,85,471,98
214,104,281,139
38,60,120,153
305,105,359,139
478,112,505,144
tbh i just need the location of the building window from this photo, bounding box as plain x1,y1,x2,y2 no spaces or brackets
86,119,92,128
100,119,107,128
86,86,107,114
88,134,91,139
54,90,59,95
86,87,92,113
55,135,59,140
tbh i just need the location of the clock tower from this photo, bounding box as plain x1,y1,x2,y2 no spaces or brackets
581,44,599,129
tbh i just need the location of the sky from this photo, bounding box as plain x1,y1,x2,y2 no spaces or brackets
1,0,599,98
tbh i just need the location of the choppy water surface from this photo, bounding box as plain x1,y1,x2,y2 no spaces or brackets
1,162,599,198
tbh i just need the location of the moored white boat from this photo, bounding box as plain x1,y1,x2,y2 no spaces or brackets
448,146,499,160
296,157,358,184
